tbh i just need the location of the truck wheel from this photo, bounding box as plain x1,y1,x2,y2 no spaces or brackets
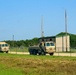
42,52,46,55
38,53,41,55
49,53,54,55
30,52,33,55
6,51,8,53
29,49,34,55
38,52,46,55
31,49,37,55
33,51,37,55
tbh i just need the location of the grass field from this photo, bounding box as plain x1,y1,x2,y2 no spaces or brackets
0,54,76,75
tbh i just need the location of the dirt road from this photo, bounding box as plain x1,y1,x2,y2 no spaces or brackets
9,52,76,57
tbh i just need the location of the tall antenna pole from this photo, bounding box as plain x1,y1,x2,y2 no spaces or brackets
41,16,44,37
13,35,14,47
65,10,68,52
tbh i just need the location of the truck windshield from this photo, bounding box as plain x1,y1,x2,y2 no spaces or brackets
50,43,54,46
5,44,8,47
1,44,8,47
1,44,5,47
45,43,54,46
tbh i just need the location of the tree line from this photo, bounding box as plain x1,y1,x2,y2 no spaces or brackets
4,32,76,48
5,38,39,47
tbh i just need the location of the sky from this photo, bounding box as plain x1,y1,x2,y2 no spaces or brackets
0,0,76,41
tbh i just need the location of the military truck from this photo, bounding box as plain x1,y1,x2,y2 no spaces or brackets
28,41,55,55
0,42,9,53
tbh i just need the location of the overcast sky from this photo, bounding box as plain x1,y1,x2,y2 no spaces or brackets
0,0,76,41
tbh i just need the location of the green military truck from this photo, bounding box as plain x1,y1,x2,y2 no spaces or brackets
28,41,55,55
0,42,9,53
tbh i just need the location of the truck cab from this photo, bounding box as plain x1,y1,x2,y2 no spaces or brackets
39,41,55,55
44,41,55,55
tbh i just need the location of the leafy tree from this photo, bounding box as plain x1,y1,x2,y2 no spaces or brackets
5,38,39,47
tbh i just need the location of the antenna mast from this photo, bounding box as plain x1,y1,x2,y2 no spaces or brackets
41,16,44,37
65,10,68,52
13,35,14,47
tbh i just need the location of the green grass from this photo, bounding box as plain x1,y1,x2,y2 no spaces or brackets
0,54,76,75
0,65,23,75
70,48,76,53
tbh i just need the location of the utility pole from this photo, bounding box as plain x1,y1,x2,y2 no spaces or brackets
41,16,44,37
65,10,68,52
13,35,14,47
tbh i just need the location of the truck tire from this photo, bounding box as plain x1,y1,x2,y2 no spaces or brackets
49,53,54,55
31,49,37,55
29,52,33,55
38,50,42,55
29,49,34,55
38,51,46,55
41,52,46,55
38,53,42,55
33,50,37,55
6,51,8,53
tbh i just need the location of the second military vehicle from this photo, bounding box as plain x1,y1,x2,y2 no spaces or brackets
0,42,9,53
